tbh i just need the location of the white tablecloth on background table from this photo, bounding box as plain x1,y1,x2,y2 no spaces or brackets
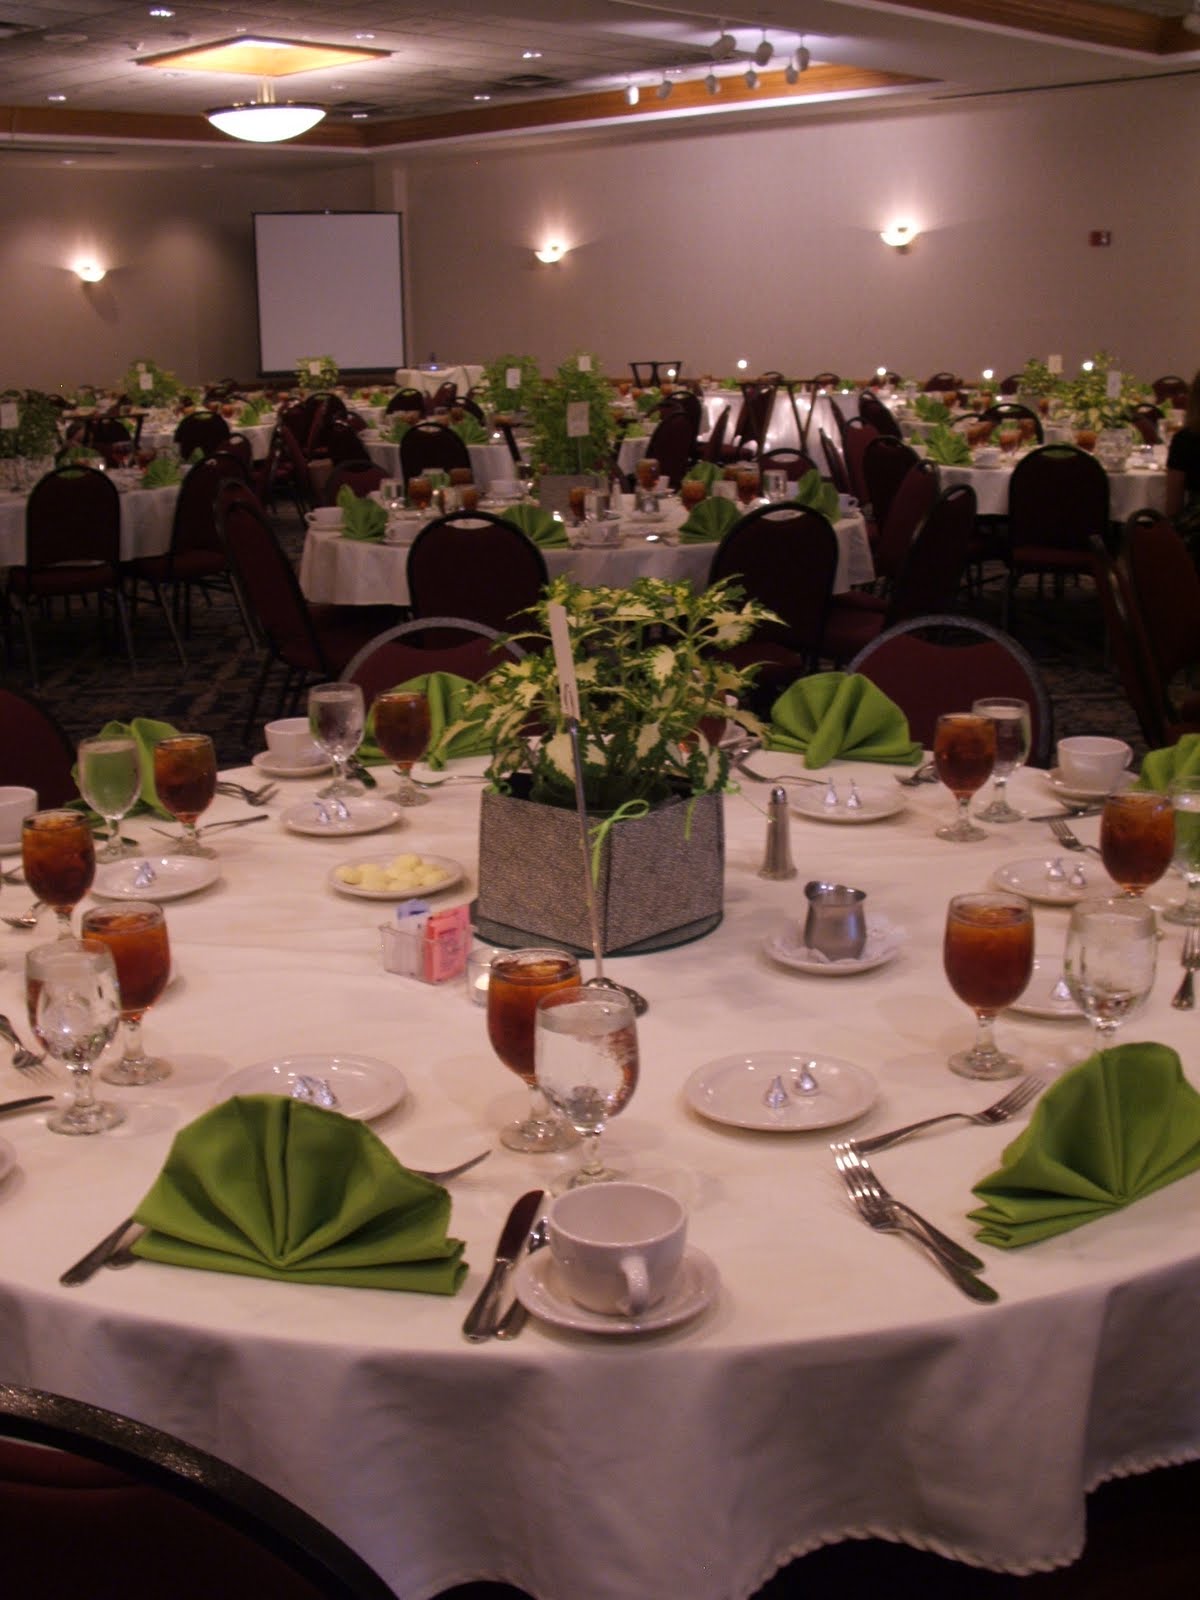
0,483,179,568
393,365,483,397
0,763,1197,1600
700,389,861,455
364,438,516,491
936,459,1168,520
141,420,275,461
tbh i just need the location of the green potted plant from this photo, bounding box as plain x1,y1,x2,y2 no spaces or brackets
527,351,618,515
480,353,541,419
295,354,340,391
469,575,775,954
0,389,60,488
119,358,185,408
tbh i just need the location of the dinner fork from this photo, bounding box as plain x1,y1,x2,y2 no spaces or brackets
845,1075,1045,1154
832,1147,998,1303
0,1014,52,1078
734,758,825,788
1171,923,1200,1010
1048,817,1100,855
215,780,278,806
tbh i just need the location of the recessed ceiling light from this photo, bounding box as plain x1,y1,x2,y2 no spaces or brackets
473,93,491,102
46,93,67,102
61,158,76,166
149,6,174,16
354,33,375,41
522,50,542,60
351,111,369,119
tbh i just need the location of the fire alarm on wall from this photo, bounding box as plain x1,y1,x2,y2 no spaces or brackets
1089,230,1113,247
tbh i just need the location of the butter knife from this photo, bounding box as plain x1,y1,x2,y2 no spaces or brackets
0,1095,54,1117
59,1215,138,1286
494,1218,548,1340
462,1189,544,1343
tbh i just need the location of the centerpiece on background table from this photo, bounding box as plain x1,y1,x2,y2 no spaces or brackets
469,576,774,955
295,354,340,392
527,350,617,517
0,388,59,490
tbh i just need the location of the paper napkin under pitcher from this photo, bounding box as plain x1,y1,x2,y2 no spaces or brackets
765,672,922,768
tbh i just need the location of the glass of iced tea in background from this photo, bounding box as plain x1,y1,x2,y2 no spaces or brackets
81,902,172,1085
972,697,1031,823
568,484,588,524
1099,791,1174,897
536,986,639,1189
635,457,659,492
22,810,96,938
27,939,122,1135
372,690,431,808
735,464,761,506
153,734,217,857
679,478,707,512
487,947,581,1152
943,892,1034,1079
933,713,996,842
407,476,432,511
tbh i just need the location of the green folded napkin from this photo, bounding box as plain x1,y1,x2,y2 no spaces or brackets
1135,734,1200,793
678,496,740,543
790,468,840,522
72,718,180,817
132,1095,467,1293
913,395,953,424
766,672,922,767
236,401,262,426
684,461,721,489
969,1045,1200,1248
450,416,490,445
359,671,493,770
500,502,568,547
924,422,972,466
141,456,183,488
386,418,412,445
337,485,388,542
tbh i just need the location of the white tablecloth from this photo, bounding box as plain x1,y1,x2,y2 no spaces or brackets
0,763,1197,1600
701,388,861,455
936,460,1168,521
393,366,483,398
141,420,275,461
0,483,179,568
364,438,516,492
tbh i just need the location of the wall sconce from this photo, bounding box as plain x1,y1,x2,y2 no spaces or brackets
73,260,107,282
879,221,919,253
534,242,567,265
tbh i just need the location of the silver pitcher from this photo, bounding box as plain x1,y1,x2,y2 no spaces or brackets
803,882,867,960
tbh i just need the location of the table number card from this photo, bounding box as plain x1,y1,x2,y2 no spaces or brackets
0,400,19,431
577,355,592,373
139,372,153,391
1106,369,1123,400
1048,354,1063,375
548,601,581,721
309,361,322,377
506,367,521,390
566,401,590,438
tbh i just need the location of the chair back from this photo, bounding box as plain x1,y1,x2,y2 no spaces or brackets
87,416,134,465
980,402,1043,444
454,395,486,424
872,459,938,582
399,423,471,480
25,466,120,569
345,616,526,704
1123,510,1200,685
1152,375,1189,404
862,436,920,536
857,391,902,439
997,374,1023,396
1129,404,1162,445
708,504,839,668
701,406,731,465
732,382,776,457
172,456,247,560
429,380,458,413
630,362,682,387
849,613,1053,764
387,387,428,416
808,372,840,391
174,411,232,459
0,688,77,804
760,447,819,482
217,484,328,672
644,409,697,488
219,436,254,474
406,512,548,634
923,371,960,392
314,418,371,466
323,462,386,505
657,390,702,433
841,418,880,505
1090,536,1169,749
888,484,976,621
1008,444,1110,553
819,430,849,495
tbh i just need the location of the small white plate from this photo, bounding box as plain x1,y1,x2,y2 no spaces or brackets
1008,957,1084,1019
215,1053,406,1121
92,855,221,901
514,1245,718,1336
788,783,907,824
282,797,404,837
1046,767,1136,803
0,830,23,855
993,857,1112,906
329,853,464,900
763,915,905,977
684,1051,877,1131
251,750,331,780
0,1136,16,1185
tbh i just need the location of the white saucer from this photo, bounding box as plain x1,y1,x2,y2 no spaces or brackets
215,1053,406,1121
514,1245,718,1335
328,853,464,900
993,857,1113,906
282,797,404,837
0,830,23,855
788,783,907,824
763,915,905,976
1007,956,1084,1019
251,750,331,780
1046,767,1135,803
0,1136,16,1185
92,855,221,901
684,1051,877,1131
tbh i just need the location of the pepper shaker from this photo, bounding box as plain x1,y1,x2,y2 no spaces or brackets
759,785,797,880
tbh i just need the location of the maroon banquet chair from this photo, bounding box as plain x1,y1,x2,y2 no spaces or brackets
643,408,697,489
1122,510,1200,712
322,461,386,505
759,446,820,482
406,511,548,636
174,410,231,460
344,615,526,703
0,687,77,805
840,418,880,508
386,387,428,416
861,436,920,538
857,390,903,440
399,422,471,481
923,371,961,392
819,429,850,496
700,405,731,465
1003,443,1110,625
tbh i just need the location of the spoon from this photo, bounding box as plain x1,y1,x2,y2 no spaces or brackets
895,761,938,787
586,974,649,1018
2,901,43,930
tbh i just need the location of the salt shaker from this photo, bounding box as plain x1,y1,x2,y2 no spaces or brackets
759,785,797,880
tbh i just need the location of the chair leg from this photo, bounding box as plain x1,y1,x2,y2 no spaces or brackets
242,651,275,743
149,579,187,669
14,597,38,688
111,587,137,674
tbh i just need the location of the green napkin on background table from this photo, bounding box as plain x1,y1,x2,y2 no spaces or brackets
500,502,568,547
73,717,180,817
790,469,841,522
924,423,972,466
678,496,739,543
766,672,922,768
337,485,388,542
1135,734,1200,793
359,670,493,770
450,416,491,446
132,1095,467,1293
683,461,721,490
141,456,183,488
969,1045,1200,1248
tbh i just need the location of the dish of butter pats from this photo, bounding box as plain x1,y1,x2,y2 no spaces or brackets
329,852,464,899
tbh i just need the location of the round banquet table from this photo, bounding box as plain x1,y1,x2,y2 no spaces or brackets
936,458,1168,521
0,760,1197,1600
364,437,516,492
0,482,178,568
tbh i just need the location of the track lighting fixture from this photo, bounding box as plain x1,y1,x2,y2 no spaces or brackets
744,66,758,89
625,82,639,106
710,25,737,60
705,70,719,94
656,74,673,100
753,30,773,67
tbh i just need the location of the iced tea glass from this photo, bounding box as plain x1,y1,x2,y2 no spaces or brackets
27,939,122,1135
487,947,581,1153
81,902,172,1085
1099,791,1173,897
679,478,707,512
77,735,141,861
972,697,1031,823
373,690,431,808
22,809,96,938
735,464,761,506
943,892,1034,1079
635,457,659,492
153,734,217,857
933,713,995,842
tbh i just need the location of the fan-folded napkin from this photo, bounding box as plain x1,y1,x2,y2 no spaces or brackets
765,672,922,768
1135,734,1200,793
500,503,567,547
678,496,739,543
337,487,388,542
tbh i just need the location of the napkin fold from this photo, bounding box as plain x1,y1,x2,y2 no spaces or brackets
1135,734,1200,793
923,423,972,466
74,718,181,817
359,671,492,770
450,416,490,445
678,496,740,543
969,1045,1200,1248
500,502,568,547
141,456,183,488
131,1095,467,1293
765,672,922,768
387,418,412,445
337,485,388,542
790,468,841,522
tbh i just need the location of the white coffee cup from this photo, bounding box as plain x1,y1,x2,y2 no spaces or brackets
0,785,37,843
490,479,520,501
974,446,1001,466
306,506,343,528
264,717,324,766
1057,735,1132,791
548,1182,687,1317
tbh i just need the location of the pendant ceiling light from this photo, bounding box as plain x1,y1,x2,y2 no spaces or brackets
753,30,773,67
710,25,737,60
207,79,325,142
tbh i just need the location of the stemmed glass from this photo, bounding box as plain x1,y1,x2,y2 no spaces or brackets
153,734,217,857
26,940,122,1135
1164,776,1200,926
1063,897,1157,1051
372,689,431,807
536,986,639,1189
933,712,995,842
943,892,1034,1079
81,901,172,1085
309,682,365,799
22,810,96,938
1098,791,1174,898
972,697,1031,823
77,735,141,861
486,947,581,1153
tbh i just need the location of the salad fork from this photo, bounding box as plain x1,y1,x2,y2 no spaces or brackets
215,780,277,806
1048,817,1100,855
0,1014,52,1078
1171,923,1200,1010
844,1076,1045,1154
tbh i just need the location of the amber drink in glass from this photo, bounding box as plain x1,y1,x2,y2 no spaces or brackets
373,690,431,808
1099,791,1173,897
933,713,995,842
943,892,1034,1079
487,948,581,1152
81,902,172,1085
22,809,96,938
153,734,217,856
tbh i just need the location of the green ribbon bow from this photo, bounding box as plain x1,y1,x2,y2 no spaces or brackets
766,672,922,768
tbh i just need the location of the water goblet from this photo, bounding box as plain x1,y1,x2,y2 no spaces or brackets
972,696,1031,822
1063,896,1157,1051
372,690,431,807
933,712,995,842
26,940,123,1135
1164,776,1200,926
81,902,172,1085
308,682,365,799
943,892,1034,1079
1099,790,1173,898
486,947,581,1153
536,986,639,1190
21,809,96,938
153,734,217,857
77,734,141,861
